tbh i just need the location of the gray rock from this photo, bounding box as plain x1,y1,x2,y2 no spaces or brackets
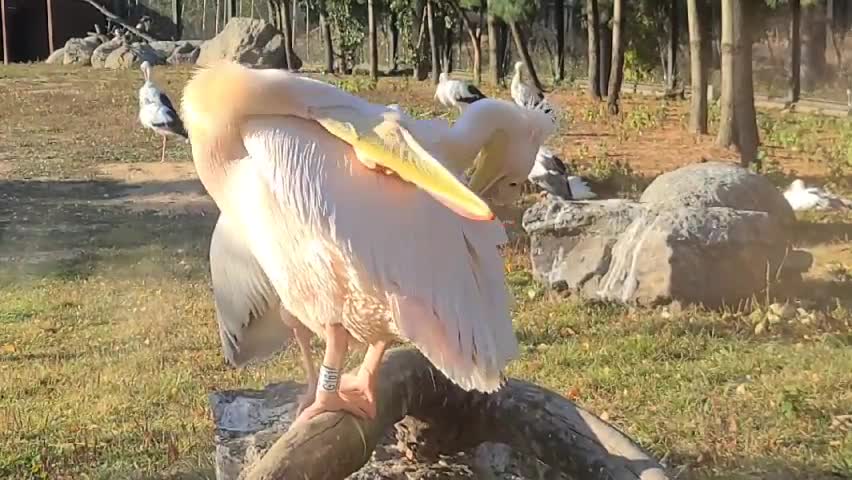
104,44,162,69
91,38,125,68
197,17,286,68
62,36,101,65
210,382,554,480
523,163,799,308
525,199,642,293
148,41,181,59
45,48,65,64
640,161,796,228
167,42,201,65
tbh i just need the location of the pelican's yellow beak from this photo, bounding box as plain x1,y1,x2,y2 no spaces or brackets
316,116,494,221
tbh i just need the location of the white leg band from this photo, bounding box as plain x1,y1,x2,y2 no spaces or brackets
318,365,340,393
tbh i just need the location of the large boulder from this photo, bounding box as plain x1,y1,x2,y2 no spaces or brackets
45,48,65,64
62,36,101,65
523,162,805,308
167,42,201,65
639,161,796,227
91,38,125,68
197,17,286,68
148,40,181,59
104,43,161,69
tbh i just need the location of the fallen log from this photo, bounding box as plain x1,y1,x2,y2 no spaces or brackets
211,348,669,480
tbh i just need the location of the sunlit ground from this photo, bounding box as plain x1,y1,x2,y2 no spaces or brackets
0,64,850,479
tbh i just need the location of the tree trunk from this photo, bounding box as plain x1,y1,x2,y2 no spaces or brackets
412,0,429,80
554,0,565,81
599,20,612,97
510,22,544,92
281,0,296,69
586,0,601,99
172,0,183,40
733,1,759,168
320,11,334,74
443,21,454,73
666,0,679,91
801,0,827,91
487,13,501,84
716,0,735,147
427,0,440,84
607,0,625,115
687,0,708,133
448,0,481,83
368,0,378,80
389,12,400,73
789,0,801,102
226,348,668,480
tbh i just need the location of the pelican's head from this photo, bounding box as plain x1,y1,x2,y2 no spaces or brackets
439,72,450,83
514,61,524,74
466,100,557,205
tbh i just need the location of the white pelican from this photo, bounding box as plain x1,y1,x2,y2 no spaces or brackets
183,62,555,425
528,147,596,200
435,72,487,113
138,61,188,162
783,179,852,212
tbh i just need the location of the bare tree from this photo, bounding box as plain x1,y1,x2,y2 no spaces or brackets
320,9,334,73
801,0,827,90
687,0,708,133
554,0,565,81
510,22,544,91
445,0,483,83
665,0,679,92
732,1,759,167
586,0,601,99
607,0,624,114
368,0,378,80
487,11,501,84
172,0,183,40
789,0,801,103
716,0,759,167
427,0,440,84
716,0,735,147
279,0,297,69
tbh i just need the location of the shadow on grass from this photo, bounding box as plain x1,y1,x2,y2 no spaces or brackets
0,178,216,282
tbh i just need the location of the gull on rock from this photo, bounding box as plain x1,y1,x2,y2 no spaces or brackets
528,147,596,200
435,72,487,113
783,179,852,211
138,61,188,162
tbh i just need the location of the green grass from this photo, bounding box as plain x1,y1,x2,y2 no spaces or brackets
1,64,851,479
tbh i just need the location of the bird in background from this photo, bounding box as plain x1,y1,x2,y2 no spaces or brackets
183,62,555,426
783,179,852,212
510,61,555,118
138,61,188,162
434,72,487,113
528,147,596,201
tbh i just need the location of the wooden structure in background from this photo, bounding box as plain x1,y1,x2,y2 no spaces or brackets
0,0,106,63
1,0,8,64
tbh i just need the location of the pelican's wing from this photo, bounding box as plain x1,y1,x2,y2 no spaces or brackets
210,214,295,367
307,105,493,221
232,116,517,393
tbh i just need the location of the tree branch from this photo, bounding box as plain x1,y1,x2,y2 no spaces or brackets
241,348,669,480
73,0,157,42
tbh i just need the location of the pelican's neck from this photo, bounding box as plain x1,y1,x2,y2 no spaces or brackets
511,66,522,90
443,107,507,171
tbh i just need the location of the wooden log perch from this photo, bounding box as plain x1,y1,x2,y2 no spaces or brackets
239,348,669,480
73,0,157,43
